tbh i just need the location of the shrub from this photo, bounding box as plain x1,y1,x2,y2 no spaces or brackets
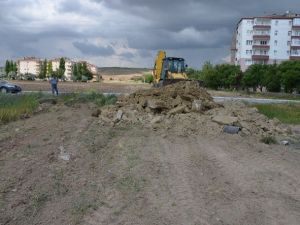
143,73,153,83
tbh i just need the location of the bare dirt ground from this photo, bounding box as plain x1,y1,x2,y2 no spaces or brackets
13,81,150,94
1,83,300,225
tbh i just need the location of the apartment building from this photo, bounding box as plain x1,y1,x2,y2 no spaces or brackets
17,57,41,76
231,12,300,71
51,58,74,81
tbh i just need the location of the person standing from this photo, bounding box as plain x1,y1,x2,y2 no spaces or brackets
50,76,58,96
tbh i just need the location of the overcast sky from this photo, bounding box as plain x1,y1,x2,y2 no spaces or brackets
0,0,299,68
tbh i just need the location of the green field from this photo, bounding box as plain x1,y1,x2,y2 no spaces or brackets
255,104,300,124
0,92,117,124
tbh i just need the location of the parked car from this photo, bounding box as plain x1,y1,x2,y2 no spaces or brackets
0,80,22,93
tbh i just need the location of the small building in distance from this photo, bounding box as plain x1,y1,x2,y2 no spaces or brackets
51,58,74,81
17,57,41,76
231,11,300,71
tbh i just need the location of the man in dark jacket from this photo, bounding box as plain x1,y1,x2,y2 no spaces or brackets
50,76,58,96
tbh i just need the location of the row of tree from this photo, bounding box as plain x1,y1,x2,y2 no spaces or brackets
39,58,66,79
3,58,96,82
187,60,300,93
72,62,93,81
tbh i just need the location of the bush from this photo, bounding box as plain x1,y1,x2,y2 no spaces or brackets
143,73,153,83
62,92,117,107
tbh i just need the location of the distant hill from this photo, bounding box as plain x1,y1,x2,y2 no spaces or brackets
98,67,151,75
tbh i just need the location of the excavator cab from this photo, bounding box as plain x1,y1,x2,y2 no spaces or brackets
153,51,188,87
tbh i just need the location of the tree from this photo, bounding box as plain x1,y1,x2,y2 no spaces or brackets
10,60,14,73
278,61,300,93
39,59,47,79
5,60,10,75
186,68,203,80
72,63,79,81
12,62,17,73
47,61,53,77
242,64,267,91
262,64,281,92
201,62,219,89
82,62,93,80
214,64,242,89
58,58,66,79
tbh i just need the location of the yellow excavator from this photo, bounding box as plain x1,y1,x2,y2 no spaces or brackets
152,50,189,87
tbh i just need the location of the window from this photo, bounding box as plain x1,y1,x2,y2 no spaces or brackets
288,31,292,36
287,41,291,46
260,40,267,45
246,40,253,45
287,50,290,55
289,21,292,25
245,59,252,65
275,20,278,25
274,50,277,55
275,30,278,36
274,40,278,46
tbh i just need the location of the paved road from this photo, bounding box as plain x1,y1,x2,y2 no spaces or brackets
213,96,300,104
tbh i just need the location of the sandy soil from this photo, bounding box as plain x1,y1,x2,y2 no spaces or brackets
1,101,300,225
12,81,150,94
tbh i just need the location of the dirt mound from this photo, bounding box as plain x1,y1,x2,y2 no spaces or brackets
118,81,218,114
96,82,298,143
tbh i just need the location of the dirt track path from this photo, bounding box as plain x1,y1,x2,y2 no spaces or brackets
85,127,300,225
1,105,300,225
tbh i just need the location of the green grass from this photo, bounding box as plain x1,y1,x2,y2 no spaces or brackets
0,92,117,124
62,91,117,107
255,104,300,124
0,94,40,123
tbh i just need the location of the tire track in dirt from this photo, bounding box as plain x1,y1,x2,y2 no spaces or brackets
196,137,300,225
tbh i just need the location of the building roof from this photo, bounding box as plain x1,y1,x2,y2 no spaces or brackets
236,12,300,28
17,57,41,62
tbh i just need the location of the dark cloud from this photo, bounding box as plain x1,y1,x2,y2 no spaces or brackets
0,0,299,67
73,41,115,56
119,52,135,59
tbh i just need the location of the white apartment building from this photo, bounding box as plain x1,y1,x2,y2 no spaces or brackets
51,58,74,81
231,12,300,71
17,57,41,76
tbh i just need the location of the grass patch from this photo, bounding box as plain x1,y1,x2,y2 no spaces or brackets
62,91,117,107
26,189,50,216
71,195,98,224
0,94,40,123
255,104,300,124
260,136,277,145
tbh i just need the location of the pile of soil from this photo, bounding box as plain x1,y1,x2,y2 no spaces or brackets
117,81,219,114
96,82,298,143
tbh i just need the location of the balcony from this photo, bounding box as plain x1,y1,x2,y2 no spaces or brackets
290,56,300,60
291,45,300,49
252,45,270,49
252,55,269,60
253,35,270,40
253,25,271,29
292,25,300,29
